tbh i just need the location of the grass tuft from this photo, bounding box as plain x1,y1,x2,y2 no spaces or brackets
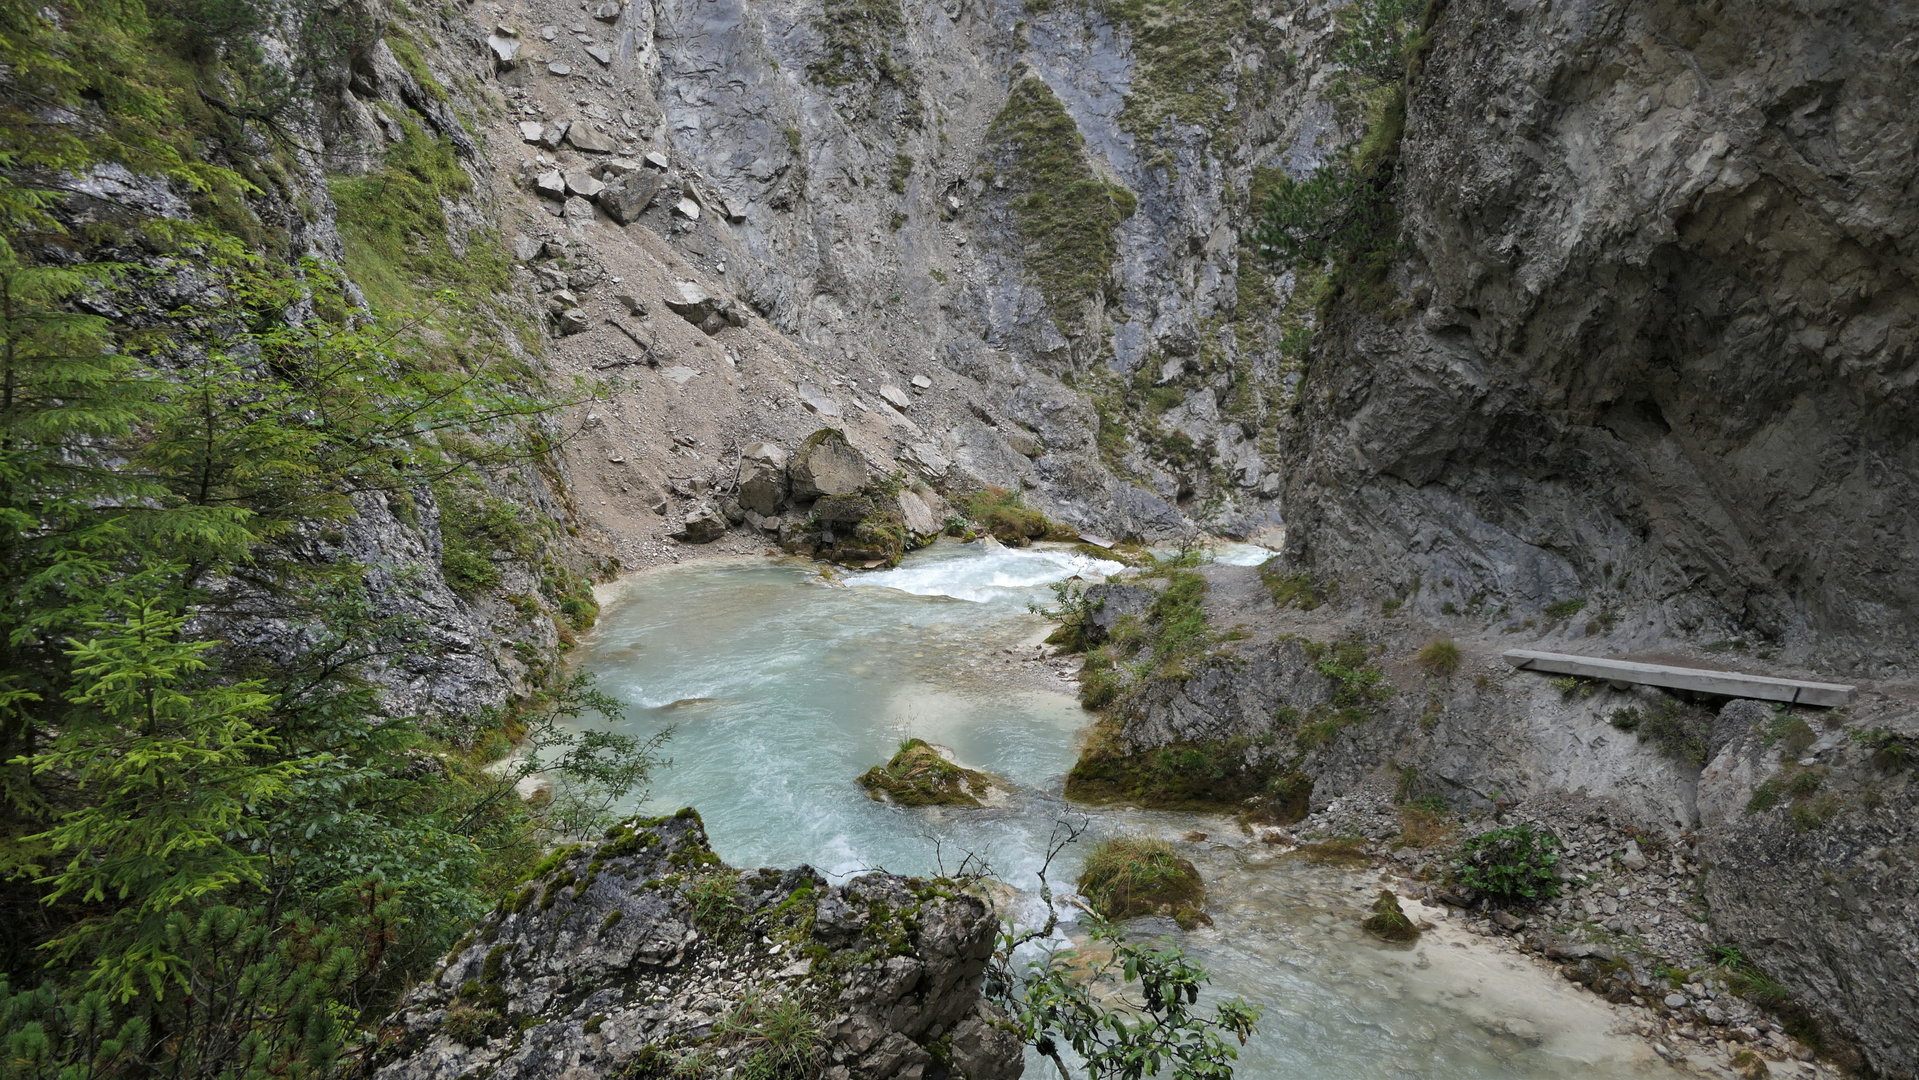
1076,836,1206,926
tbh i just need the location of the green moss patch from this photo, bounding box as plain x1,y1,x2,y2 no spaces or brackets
1077,836,1207,927
1066,724,1286,811
1607,693,1714,768
1361,889,1418,943
809,0,916,92
960,485,1075,545
1260,561,1337,610
857,739,995,807
330,120,509,313
985,77,1137,320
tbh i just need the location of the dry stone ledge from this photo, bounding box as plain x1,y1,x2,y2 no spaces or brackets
362,812,1022,1080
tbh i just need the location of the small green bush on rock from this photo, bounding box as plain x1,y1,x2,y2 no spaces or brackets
1415,638,1461,677
856,739,994,807
1454,824,1562,905
1077,837,1207,928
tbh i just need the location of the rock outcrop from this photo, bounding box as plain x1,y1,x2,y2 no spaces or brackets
1065,561,1919,1075
364,812,1023,1080
1697,701,1919,1078
1274,0,1919,674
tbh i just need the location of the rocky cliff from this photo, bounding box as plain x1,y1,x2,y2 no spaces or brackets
1275,0,1919,674
363,811,1023,1080
234,0,1914,704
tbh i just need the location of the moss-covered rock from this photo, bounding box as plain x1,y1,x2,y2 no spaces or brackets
1065,724,1290,812
857,739,996,807
366,813,1024,1080
1076,836,1208,928
1361,889,1420,943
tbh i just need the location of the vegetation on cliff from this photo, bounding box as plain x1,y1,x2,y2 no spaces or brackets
985,76,1137,320
0,1,660,1075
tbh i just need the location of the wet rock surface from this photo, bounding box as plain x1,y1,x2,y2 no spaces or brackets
365,813,1021,1080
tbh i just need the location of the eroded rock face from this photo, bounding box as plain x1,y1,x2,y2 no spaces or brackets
1697,702,1919,1079
1277,0,1919,673
365,813,1022,1080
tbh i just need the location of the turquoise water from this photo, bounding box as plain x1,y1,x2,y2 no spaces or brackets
579,541,1673,1080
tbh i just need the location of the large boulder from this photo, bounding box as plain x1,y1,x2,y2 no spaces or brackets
671,505,727,543
788,428,867,501
735,441,789,515
596,171,660,224
663,280,745,336
363,813,1023,1080
898,489,938,536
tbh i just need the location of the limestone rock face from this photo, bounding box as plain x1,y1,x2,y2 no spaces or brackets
363,814,1022,1080
1695,701,1919,1079
788,429,868,501
1275,0,1919,673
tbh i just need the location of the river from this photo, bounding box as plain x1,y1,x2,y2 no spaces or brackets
581,540,1673,1080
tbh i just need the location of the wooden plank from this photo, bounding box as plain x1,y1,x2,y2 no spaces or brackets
1501,649,1857,707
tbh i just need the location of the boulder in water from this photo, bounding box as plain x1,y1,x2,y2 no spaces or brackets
1076,836,1208,929
1362,889,1421,943
857,739,997,807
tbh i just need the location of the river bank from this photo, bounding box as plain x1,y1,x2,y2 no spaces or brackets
564,540,1880,1079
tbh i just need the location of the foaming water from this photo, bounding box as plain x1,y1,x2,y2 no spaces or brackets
853,540,1123,602
1207,541,1280,566
580,543,1672,1080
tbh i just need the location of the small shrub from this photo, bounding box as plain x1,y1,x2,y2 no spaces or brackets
1415,638,1460,677
442,1004,504,1047
1032,578,1104,653
1764,715,1817,756
1076,836,1205,925
1543,597,1587,619
716,993,823,1080
686,871,746,937
1361,889,1418,942
1260,560,1336,610
1455,824,1561,905
1846,725,1908,771
1078,648,1123,709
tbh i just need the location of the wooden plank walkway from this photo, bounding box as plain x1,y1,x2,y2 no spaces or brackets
1501,649,1857,707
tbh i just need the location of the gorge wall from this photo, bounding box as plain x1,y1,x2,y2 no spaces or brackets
1277,0,1919,675
229,0,1915,707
